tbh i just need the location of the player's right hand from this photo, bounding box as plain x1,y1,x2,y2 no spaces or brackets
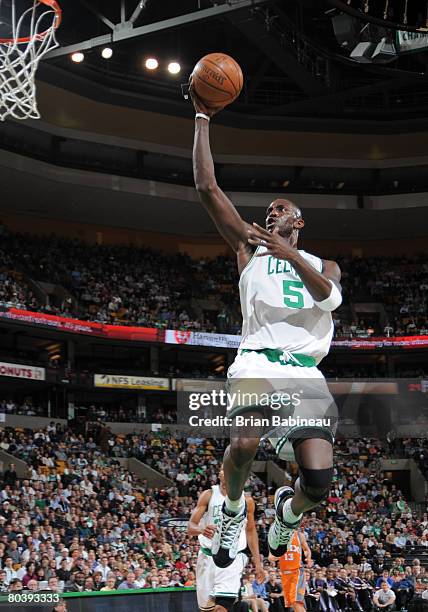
189,76,224,118
202,524,217,539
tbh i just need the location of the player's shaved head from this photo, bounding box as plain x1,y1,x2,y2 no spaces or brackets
271,198,301,217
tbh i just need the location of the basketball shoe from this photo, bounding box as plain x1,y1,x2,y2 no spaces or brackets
268,485,301,557
212,502,247,568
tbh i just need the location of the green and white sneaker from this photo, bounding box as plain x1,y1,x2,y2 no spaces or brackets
212,502,246,568
268,486,301,557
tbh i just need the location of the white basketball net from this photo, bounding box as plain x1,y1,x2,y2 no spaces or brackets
0,0,60,121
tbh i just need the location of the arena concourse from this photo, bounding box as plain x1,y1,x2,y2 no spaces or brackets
0,2,428,612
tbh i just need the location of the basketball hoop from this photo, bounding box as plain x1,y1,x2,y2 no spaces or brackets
0,0,62,121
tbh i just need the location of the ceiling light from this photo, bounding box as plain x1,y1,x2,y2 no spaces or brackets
167,61,181,75
145,57,159,70
71,52,84,63
101,47,113,59
282,180,290,188
337,181,345,189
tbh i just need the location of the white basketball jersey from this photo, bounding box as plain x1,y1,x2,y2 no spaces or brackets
239,247,334,364
198,485,247,551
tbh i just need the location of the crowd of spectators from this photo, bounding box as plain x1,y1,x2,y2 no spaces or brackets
0,231,427,338
0,421,426,610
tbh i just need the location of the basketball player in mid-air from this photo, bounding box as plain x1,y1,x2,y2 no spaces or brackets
189,83,342,570
188,467,264,612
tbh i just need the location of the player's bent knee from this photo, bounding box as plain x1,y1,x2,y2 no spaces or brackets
230,437,259,462
214,596,236,611
299,466,334,503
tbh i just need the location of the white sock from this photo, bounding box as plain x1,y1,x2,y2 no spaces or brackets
225,494,245,515
282,498,303,524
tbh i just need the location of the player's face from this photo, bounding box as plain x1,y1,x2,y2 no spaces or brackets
265,199,303,236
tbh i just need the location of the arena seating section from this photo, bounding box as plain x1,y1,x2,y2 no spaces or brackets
1,232,427,338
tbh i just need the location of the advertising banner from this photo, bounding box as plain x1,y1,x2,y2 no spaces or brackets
94,374,169,390
0,308,163,343
165,329,241,348
396,30,428,54
166,329,428,350
0,308,427,351
0,361,45,381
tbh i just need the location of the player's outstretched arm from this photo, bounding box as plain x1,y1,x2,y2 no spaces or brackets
190,85,252,271
187,489,215,538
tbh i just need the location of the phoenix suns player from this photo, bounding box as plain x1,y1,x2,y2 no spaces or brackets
277,529,312,611
190,85,341,569
188,467,263,612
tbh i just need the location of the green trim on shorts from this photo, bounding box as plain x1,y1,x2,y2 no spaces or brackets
240,348,316,367
201,547,212,556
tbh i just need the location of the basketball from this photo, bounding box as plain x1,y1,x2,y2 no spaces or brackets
191,53,243,108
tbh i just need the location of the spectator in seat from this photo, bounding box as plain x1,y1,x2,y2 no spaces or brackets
0,570,8,593
9,578,23,592
334,568,358,611
265,571,284,612
26,579,39,592
373,581,396,611
242,573,268,612
3,463,17,486
118,571,138,590
64,572,85,592
100,574,117,592
21,562,38,587
376,570,394,589
392,570,414,610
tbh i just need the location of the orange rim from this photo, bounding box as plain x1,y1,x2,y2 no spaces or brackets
0,0,62,45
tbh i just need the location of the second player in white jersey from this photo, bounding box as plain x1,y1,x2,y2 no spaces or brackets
188,468,264,612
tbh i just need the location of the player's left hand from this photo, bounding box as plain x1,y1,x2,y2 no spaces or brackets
248,223,298,261
255,565,265,583
305,556,314,568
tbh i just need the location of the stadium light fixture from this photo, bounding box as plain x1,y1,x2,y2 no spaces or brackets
101,47,113,59
71,52,85,63
168,61,181,75
145,57,159,70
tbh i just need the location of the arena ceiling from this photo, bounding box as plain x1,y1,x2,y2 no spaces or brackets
37,0,428,127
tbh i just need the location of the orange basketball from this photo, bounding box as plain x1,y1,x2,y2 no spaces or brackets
191,53,243,108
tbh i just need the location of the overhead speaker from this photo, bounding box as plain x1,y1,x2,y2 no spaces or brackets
332,13,359,48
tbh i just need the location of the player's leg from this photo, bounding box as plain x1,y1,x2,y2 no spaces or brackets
268,435,333,557
197,552,216,612
223,429,260,501
283,569,299,612
214,599,235,612
212,552,249,611
212,421,260,568
289,437,334,515
291,568,308,612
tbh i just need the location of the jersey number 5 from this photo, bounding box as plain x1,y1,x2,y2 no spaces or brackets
283,280,304,309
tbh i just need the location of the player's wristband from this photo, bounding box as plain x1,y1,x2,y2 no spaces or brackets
195,112,210,122
315,280,342,312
